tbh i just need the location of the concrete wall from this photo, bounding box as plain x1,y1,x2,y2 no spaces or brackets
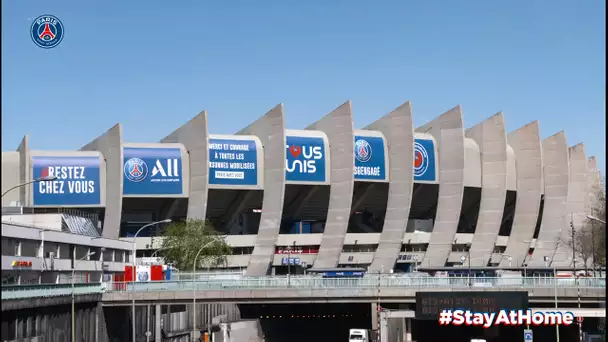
529,131,570,266
501,121,543,267
506,145,517,191
463,138,482,188
161,110,210,219
559,143,589,267
237,105,286,276
1,302,99,342
2,151,21,206
81,124,123,239
416,106,465,267
366,102,414,273
587,156,603,215
217,320,264,342
306,101,355,268
465,112,508,267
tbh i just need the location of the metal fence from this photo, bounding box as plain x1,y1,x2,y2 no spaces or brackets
2,283,103,300
104,276,606,293
2,276,605,299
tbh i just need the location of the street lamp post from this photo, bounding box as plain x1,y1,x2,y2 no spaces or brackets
465,242,472,286
131,219,171,342
287,241,296,287
192,238,224,339
552,260,560,342
1,176,57,199
72,251,96,342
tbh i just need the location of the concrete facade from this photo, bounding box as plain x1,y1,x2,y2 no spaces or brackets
81,124,124,239
305,102,355,269
237,105,286,276
465,113,508,267
529,132,570,267
561,143,589,267
161,110,210,219
2,102,604,273
500,121,543,267
367,102,414,273
587,156,603,215
416,106,466,267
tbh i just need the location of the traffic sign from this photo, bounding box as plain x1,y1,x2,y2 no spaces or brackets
577,317,584,323
523,329,533,342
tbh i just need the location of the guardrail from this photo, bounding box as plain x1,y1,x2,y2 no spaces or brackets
2,283,104,300
3,277,605,300
104,276,606,293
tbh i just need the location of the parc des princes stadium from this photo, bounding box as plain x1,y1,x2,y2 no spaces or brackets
1,101,604,277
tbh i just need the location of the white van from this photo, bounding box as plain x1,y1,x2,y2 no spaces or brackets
349,329,369,342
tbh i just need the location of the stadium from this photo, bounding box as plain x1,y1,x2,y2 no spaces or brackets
1,101,603,279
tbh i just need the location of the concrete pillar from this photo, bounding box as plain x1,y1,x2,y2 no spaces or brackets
16,316,23,339
371,303,379,330
167,305,172,333
405,318,412,342
155,304,162,342
95,305,99,342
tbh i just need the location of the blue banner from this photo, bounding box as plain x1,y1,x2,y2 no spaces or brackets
32,156,101,206
209,139,258,186
354,136,386,181
123,147,183,195
413,138,437,182
285,136,326,183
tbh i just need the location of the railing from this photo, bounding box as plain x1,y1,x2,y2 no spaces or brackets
3,276,605,299
104,276,606,293
1,283,104,300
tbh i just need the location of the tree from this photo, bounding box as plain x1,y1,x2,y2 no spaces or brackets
587,185,606,269
160,219,232,271
569,224,595,271
563,183,606,273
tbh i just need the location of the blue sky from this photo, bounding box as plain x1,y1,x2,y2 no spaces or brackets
2,1,605,174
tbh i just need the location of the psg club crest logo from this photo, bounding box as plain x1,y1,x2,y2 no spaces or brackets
414,141,429,177
124,158,148,183
354,139,372,163
30,15,64,49
137,271,149,282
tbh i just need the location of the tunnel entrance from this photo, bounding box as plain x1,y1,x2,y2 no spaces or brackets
239,303,372,342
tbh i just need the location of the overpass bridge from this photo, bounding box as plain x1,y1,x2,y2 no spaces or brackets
98,276,607,306
1,276,605,342
3,276,605,307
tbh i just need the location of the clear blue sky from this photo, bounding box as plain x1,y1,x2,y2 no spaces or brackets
2,1,605,174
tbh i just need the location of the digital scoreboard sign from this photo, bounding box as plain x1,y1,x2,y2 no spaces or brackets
415,291,529,320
